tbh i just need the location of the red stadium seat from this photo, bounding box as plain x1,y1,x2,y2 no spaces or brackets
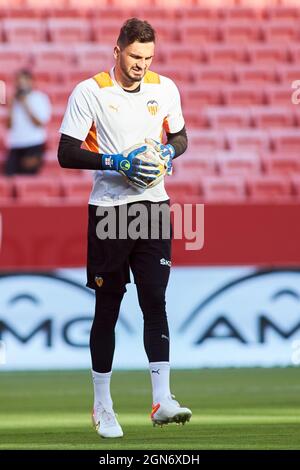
46,84,71,107
144,20,179,43
134,7,178,21
40,152,82,177
288,45,300,64
180,21,221,44
40,161,63,177
148,0,196,6
183,85,223,108
222,85,265,106
248,44,289,64
251,107,294,129
262,154,300,176
49,104,65,128
264,6,300,21
246,176,293,202
47,19,91,43
0,177,13,203
203,44,248,64
13,176,62,204
164,179,201,203
270,129,300,154
163,44,204,66
24,0,70,6
86,5,135,20
234,65,277,84
0,45,31,73
91,20,125,44
1,7,46,19
61,176,92,203
2,19,46,43
193,65,234,84
262,21,299,43
174,150,217,176
45,7,90,19
63,69,100,90
74,45,112,73
216,150,261,176
31,66,64,87
181,6,220,21
221,21,262,43
188,130,225,152
32,45,76,70
3,19,46,45
226,129,269,152
265,85,295,107
201,176,246,202
46,128,60,151
220,6,261,20
277,65,300,84
183,110,208,129
92,19,178,44
205,107,251,129
155,65,193,85
167,194,203,205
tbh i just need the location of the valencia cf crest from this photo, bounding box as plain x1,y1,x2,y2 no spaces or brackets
147,100,159,116
95,276,104,288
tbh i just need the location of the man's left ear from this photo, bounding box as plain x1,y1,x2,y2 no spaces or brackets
114,46,120,59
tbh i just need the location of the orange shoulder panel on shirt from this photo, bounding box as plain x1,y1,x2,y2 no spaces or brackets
143,70,160,84
163,116,170,134
85,122,99,153
93,71,114,88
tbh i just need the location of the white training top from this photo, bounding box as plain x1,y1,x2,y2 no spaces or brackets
59,67,185,207
8,90,51,148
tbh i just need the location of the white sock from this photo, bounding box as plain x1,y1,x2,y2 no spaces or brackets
92,370,113,410
149,361,171,404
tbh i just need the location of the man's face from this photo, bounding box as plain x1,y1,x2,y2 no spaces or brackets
114,41,155,83
16,73,32,93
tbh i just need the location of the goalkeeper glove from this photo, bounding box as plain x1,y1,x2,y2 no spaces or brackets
102,144,161,189
145,138,175,175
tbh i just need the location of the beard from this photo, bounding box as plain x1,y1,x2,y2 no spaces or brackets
120,60,146,83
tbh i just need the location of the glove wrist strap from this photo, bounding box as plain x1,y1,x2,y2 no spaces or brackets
165,144,175,158
102,154,122,170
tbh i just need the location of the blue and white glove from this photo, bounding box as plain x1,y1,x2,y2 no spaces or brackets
145,138,175,176
102,144,161,189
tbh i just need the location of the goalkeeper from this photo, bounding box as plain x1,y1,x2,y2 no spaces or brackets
58,18,190,439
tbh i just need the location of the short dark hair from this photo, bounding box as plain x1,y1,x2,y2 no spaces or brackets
17,69,33,80
117,18,155,49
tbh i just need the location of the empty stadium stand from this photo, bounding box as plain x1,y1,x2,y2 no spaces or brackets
0,0,300,205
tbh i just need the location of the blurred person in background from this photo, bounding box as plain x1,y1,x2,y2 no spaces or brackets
4,69,51,176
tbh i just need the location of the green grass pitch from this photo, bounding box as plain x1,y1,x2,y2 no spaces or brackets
0,368,299,450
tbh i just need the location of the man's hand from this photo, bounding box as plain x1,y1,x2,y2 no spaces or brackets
102,144,161,189
145,138,175,176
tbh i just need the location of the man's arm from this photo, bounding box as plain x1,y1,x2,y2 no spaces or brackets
21,98,44,127
58,133,103,170
145,125,188,176
166,125,188,159
58,134,161,188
